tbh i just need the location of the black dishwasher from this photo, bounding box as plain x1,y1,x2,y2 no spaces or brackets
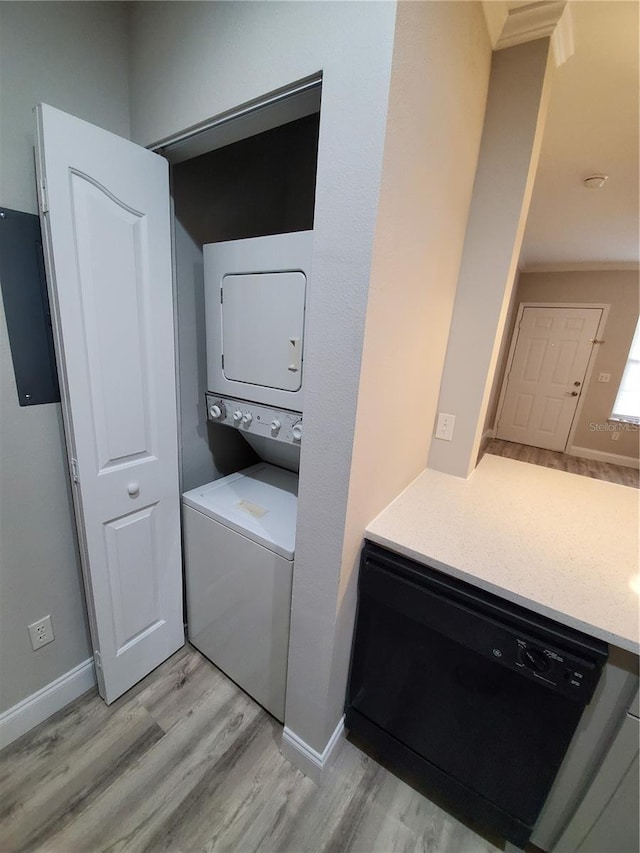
345,542,608,848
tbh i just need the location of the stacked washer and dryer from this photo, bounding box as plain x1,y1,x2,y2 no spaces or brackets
182,230,313,722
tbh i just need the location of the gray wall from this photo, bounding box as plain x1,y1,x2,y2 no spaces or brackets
428,38,553,478
129,0,398,753
173,219,257,493
331,0,492,743
172,113,319,245
0,2,131,712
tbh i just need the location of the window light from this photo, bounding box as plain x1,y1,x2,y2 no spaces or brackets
611,318,640,424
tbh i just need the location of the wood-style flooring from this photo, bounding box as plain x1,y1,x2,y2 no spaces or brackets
1,645,504,853
483,439,639,488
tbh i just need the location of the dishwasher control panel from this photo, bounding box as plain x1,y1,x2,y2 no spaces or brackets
491,635,601,702
206,394,302,446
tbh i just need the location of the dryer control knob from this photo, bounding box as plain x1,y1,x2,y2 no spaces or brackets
233,409,243,423
209,403,225,420
292,422,303,442
242,412,253,426
271,419,281,434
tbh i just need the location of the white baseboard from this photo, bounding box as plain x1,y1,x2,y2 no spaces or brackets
0,658,96,751
281,715,345,785
568,445,639,470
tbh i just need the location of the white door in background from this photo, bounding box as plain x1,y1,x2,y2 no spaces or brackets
35,104,184,703
496,306,602,451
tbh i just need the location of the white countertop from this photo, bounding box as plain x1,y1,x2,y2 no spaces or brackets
366,454,640,654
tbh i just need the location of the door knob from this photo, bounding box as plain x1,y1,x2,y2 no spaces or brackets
127,482,140,497
566,391,578,397
573,381,581,387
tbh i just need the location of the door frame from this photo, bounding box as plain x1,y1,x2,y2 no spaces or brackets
157,75,322,496
495,302,610,452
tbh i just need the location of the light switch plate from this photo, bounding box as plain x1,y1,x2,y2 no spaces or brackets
436,412,455,441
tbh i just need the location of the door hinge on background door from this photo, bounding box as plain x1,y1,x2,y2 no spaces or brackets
94,650,106,697
221,354,224,370
38,179,49,214
70,457,79,484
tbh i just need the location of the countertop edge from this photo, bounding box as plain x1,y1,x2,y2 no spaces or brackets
364,531,640,656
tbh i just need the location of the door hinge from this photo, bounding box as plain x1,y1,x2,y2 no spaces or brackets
39,178,49,214
94,650,106,697
220,289,224,304
221,354,224,370
70,457,79,484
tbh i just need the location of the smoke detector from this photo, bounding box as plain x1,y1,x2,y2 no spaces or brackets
583,175,608,189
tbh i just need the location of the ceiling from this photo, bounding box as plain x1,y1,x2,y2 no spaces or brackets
520,0,639,268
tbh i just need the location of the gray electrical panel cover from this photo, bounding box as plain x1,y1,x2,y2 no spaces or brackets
0,207,60,405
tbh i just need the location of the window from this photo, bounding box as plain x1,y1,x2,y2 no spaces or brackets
611,318,640,424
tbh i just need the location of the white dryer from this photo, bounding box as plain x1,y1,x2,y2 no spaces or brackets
182,462,297,722
204,230,313,413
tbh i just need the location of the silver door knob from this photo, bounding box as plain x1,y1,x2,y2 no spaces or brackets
127,482,140,496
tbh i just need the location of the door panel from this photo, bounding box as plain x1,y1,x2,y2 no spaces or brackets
497,307,602,451
35,104,184,703
104,504,163,653
70,173,153,469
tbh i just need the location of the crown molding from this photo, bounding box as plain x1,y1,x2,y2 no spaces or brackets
551,4,574,66
520,262,640,273
482,2,574,66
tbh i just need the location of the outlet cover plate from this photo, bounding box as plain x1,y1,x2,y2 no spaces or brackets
28,615,54,650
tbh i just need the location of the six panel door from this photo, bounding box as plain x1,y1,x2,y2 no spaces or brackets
497,306,602,451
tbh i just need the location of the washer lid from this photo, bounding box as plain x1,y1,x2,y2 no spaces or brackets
182,463,298,560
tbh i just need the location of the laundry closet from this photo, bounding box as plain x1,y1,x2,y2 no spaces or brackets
169,89,320,721
32,81,321,717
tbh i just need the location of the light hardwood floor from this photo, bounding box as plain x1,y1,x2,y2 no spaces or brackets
1,645,504,853
483,439,639,488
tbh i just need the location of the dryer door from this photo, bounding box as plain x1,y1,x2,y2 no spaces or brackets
222,271,305,392
205,230,313,411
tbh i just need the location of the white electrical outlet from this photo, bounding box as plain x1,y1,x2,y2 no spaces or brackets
436,412,456,441
28,615,54,650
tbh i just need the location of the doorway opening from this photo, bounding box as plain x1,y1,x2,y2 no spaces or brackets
485,301,639,487
165,79,321,493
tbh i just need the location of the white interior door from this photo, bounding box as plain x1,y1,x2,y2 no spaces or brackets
496,306,602,451
35,104,184,703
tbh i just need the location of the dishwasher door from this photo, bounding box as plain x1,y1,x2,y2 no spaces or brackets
345,543,608,848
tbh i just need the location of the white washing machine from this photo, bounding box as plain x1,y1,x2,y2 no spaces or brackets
182,462,297,722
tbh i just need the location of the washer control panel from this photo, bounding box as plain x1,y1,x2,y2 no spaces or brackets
206,394,302,446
